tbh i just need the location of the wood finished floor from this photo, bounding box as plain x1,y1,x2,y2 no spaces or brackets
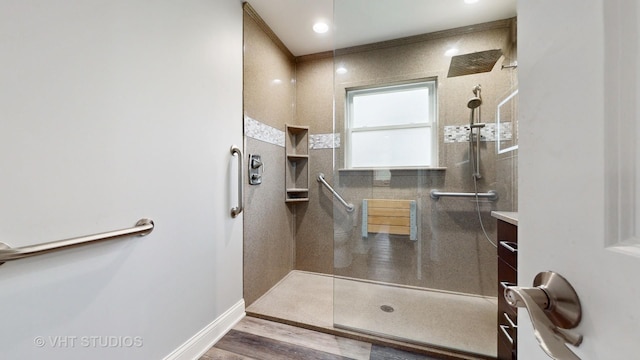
200,316,442,360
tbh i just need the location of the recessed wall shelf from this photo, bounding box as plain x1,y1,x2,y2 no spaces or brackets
286,154,309,160
285,124,310,203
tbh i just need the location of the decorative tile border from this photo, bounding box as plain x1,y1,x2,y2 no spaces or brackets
444,122,512,143
310,133,340,149
244,116,285,147
498,122,513,142
245,116,513,147
244,116,340,149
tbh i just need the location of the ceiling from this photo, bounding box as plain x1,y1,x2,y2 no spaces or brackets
246,0,517,56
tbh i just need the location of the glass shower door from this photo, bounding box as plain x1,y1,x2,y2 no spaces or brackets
331,1,518,357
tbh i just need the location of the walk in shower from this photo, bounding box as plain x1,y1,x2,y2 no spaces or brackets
242,1,518,359
327,1,518,356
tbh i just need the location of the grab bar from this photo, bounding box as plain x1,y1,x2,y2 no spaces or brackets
317,173,355,212
430,189,498,201
230,145,244,218
0,218,154,265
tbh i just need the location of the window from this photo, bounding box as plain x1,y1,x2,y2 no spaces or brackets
346,80,437,168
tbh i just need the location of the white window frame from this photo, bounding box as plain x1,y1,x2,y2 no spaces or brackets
345,80,438,169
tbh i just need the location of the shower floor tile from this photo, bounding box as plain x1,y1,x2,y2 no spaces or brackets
246,271,497,359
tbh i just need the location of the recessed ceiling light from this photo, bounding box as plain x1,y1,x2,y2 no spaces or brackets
313,22,329,34
464,0,479,4
336,67,348,74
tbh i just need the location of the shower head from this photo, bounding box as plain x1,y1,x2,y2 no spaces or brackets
467,96,482,109
447,49,503,78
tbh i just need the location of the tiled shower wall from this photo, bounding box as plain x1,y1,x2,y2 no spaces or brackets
295,19,518,297
243,3,518,303
243,9,296,306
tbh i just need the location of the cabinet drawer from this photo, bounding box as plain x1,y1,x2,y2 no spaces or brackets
500,311,517,338
497,219,517,242
499,240,518,269
497,329,514,360
498,258,517,318
498,257,517,283
498,324,516,360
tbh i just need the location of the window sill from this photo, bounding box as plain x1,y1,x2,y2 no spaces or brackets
338,167,446,173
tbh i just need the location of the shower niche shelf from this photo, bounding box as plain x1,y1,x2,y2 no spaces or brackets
285,124,309,203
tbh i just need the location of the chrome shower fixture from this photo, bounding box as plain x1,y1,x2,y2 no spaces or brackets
501,60,518,70
467,85,482,109
467,96,482,109
447,49,503,77
473,84,482,96
469,84,483,179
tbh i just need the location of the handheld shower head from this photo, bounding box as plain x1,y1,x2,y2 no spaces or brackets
467,84,483,109
467,96,482,109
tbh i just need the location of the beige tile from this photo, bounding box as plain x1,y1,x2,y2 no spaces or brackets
246,271,334,328
296,56,334,133
334,277,497,357
295,149,334,274
243,6,297,306
248,271,497,358
243,12,295,128
243,139,295,306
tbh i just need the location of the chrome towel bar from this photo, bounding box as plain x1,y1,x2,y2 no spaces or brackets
317,173,355,212
430,189,498,201
0,218,154,265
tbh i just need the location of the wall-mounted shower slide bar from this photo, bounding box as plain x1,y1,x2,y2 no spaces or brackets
430,189,498,201
0,218,154,266
317,173,355,212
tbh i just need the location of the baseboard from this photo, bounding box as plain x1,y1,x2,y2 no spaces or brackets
163,299,245,360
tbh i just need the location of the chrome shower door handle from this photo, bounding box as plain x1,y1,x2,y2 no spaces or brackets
230,145,243,218
505,271,583,360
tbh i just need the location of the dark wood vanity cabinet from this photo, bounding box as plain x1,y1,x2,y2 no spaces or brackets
497,218,518,360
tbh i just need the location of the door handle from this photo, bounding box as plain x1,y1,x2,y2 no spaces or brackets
230,145,243,218
504,271,582,360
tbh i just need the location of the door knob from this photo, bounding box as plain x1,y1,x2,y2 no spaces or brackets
504,271,582,360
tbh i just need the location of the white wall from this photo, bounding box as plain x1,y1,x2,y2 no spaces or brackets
0,1,244,359
518,0,640,358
